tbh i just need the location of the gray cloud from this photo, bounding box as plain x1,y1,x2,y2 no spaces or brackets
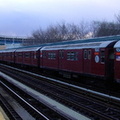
0,0,120,37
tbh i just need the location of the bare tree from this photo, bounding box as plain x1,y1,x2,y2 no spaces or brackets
91,21,120,37
32,28,47,43
25,21,92,46
78,21,90,39
115,12,120,23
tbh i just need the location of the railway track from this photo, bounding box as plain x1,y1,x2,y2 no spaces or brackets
0,64,120,120
0,78,73,120
0,93,22,120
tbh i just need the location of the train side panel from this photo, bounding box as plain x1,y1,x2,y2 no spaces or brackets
58,49,83,73
15,51,23,65
40,41,116,80
59,48,106,78
31,51,40,67
41,50,59,70
0,40,117,84
1,49,16,63
23,51,32,66
7,52,15,63
15,47,41,67
91,48,106,77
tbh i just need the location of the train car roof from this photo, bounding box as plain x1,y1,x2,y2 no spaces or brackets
45,35,120,46
1,48,16,52
0,35,120,52
41,41,115,50
14,35,120,48
114,40,120,48
15,46,41,52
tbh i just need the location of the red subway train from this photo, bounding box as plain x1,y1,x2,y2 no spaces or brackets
0,39,120,84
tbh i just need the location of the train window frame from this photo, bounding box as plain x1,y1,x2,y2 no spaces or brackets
18,53,22,57
84,50,87,59
88,50,91,60
48,52,56,59
100,50,105,64
73,52,78,61
71,52,74,60
43,51,47,58
34,51,37,59
52,53,56,59
48,53,51,59
59,50,64,59
67,52,71,60
67,52,78,61
24,52,30,58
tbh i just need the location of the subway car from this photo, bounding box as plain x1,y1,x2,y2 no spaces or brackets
40,40,117,81
15,46,41,67
1,38,120,84
1,49,16,63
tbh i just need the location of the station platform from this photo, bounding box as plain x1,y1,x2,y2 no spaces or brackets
0,106,9,120
0,71,91,120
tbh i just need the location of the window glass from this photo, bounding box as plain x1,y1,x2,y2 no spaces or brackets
84,50,87,59
48,53,51,59
100,50,105,63
74,52,78,60
88,50,91,59
34,52,36,59
43,51,47,58
71,52,74,60
67,52,71,60
18,53,22,57
48,52,56,59
24,53,30,58
59,50,64,59
67,52,78,61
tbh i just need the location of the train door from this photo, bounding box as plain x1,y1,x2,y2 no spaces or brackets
83,49,91,73
106,48,114,80
59,50,64,69
40,50,45,68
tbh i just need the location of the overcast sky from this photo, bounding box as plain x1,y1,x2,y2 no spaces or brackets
0,0,120,37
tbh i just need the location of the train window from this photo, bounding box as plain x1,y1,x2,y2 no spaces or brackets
12,53,14,58
18,53,22,57
48,52,56,59
88,50,91,59
43,51,47,58
67,52,71,60
109,52,114,59
71,52,75,60
54,53,56,59
75,52,78,60
100,50,105,64
24,53,30,58
67,52,78,61
52,53,56,59
84,50,87,59
59,50,64,59
48,53,51,59
34,52,36,59
73,52,78,60
109,50,114,60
